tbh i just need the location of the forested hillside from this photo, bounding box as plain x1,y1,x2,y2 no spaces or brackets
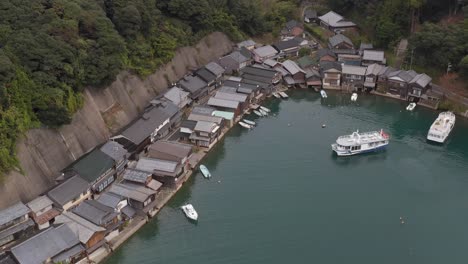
0,0,299,175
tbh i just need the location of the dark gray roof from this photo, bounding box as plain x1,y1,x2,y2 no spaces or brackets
207,97,240,109
273,39,301,51
191,106,215,116
72,200,116,226
0,219,34,241
320,61,342,72
219,86,238,93
329,34,353,48
410,73,432,87
195,68,216,83
179,75,207,94
378,66,397,77
223,80,260,91
252,45,278,58
52,244,85,263
149,141,192,159
121,106,171,145
0,202,30,226
109,183,156,203
304,9,317,19
47,176,89,207
66,148,114,184
163,87,191,108
136,157,179,174
229,51,250,64
319,11,356,28
0,253,16,264
204,62,225,76
331,48,356,55
388,70,418,83
360,43,373,50
54,211,105,244
180,120,197,130
285,20,301,31
239,47,252,59
27,196,53,213
121,206,136,218
214,91,248,103
316,49,337,59
100,141,127,162
123,169,151,184
97,192,123,209
11,224,80,264
242,66,277,78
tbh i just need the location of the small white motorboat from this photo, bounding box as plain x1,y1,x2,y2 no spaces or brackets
253,110,263,116
243,119,256,126
199,165,211,178
273,93,281,99
259,106,271,113
279,92,289,99
351,93,358,101
239,121,252,129
320,90,327,98
406,102,416,111
259,109,268,116
181,204,198,221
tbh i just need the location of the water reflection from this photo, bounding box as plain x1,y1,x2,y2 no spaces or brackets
330,150,388,166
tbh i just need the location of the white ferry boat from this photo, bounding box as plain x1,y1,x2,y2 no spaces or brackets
331,129,390,156
427,111,456,143
181,204,198,221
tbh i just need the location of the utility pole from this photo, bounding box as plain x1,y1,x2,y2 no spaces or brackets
409,48,415,70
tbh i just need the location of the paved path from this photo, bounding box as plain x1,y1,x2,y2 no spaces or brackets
394,39,408,69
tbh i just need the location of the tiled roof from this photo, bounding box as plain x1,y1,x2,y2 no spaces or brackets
0,202,30,226
47,176,89,207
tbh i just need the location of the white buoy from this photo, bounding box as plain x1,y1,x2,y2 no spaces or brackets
322,124,326,128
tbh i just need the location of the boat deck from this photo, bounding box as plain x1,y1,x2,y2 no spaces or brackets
336,131,389,146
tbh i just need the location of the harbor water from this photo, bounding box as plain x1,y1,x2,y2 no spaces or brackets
105,91,468,264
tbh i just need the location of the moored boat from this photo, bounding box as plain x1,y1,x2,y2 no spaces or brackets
181,204,198,221
253,110,263,116
331,129,390,156
320,90,328,98
273,93,281,99
351,93,358,101
239,121,252,129
243,119,256,126
279,92,289,99
259,106,271,113
427,111,455,143
406,102,416,111
259,109,268,116
199,165,211,178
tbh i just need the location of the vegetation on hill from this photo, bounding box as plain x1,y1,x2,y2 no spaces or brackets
0,0,300,175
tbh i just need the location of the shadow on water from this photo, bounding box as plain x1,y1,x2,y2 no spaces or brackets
330,149,388,167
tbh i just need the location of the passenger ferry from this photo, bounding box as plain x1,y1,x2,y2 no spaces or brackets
427,111,456,143
331,129,390,156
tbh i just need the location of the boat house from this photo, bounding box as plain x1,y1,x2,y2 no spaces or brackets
341,65,367,91
0,202,34,247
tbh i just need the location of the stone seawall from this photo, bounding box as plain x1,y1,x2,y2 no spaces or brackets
0,32,233,208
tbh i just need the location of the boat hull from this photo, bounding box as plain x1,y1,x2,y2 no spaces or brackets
332,143,388,156
199,165,211,178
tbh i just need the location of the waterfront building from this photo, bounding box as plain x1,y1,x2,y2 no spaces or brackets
263,58,281,68
0,202,34,247
362,50,386,66
252,45,279,63
204,62,225,87
305,69,322,89
179,75,209,100
297,56,316,70
188,113,224,126
408,73,432,100
341,65,367,91
109,183,158,215
10,224,83,264
214,91,249,111
364,63,384,91
26,196,60,230
282,60,306,87
96,192,128,213
273,38,304,58
195,67,218,91
338,54,362,66
136,157,184,186
189,121,221,148
179,120,198,142
319,11,356,32
147,141,193,165
47,175,91,211
241,65,282,86
212,110,235,127
386,70,418,98
320,61,342,89
376,66,397,93
218,50,252,74
162,86,192,109
359,43,373,55
72,200,120,241
207,97,241,116
55,211,106,251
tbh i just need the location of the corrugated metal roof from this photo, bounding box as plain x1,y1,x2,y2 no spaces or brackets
215,91,248,103
47,176,89,207
191,106,215,116
207,97,239,109
212,110,235,120
282,60,305,75
253,45,278,58
342,65,367,75
109,183,156,203
204,62,225,76
363,50,385,62
194,121,219,133
27,196,53,213
188,113,223,124
100,141,127,162
136,157,178,173
11,224,80,264
0,202,30,227
123,168,151,184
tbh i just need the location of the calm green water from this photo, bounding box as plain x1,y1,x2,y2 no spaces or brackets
105,91,468,264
